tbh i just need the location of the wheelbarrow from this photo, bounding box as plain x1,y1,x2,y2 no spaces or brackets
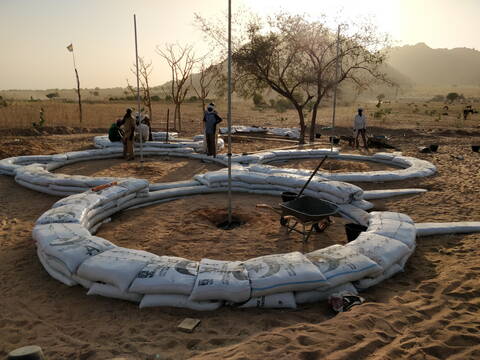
257,155,338,242
257,196,338,242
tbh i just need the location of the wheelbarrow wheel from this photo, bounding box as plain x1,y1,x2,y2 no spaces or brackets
280,217,288,226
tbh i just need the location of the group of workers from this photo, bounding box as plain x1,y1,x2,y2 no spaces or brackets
108,104,367,161
108,103,222,160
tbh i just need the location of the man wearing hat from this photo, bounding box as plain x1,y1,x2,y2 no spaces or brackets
122,108,136,160
203,103,223,157
353,108,368,150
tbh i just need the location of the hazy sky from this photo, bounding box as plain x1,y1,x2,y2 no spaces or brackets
1,0,479,90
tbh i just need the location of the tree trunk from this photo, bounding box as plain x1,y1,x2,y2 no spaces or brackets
176,103,182,132
309,100,320,142
173,105,177,130
295,106,306,144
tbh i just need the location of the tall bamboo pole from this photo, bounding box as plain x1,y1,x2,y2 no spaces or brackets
69,47,82,124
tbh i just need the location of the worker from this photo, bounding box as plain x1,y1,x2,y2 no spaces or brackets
142,115,153,141
203,103,223,157
353,108,368,150
122,108,136,160
135,118,150,143
108,119,124,142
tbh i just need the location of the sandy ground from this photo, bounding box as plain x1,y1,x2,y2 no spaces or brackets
0,129,479,359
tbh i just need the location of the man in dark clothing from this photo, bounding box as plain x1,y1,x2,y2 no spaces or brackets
108,119,124,142
122,108,136,160
203,103,222,157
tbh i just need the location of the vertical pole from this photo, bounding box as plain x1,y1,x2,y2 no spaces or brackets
227,0,233,224
71,50,82,124
134,14,143,163
331,25,341,152
166,108,169,143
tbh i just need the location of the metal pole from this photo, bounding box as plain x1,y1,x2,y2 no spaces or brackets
331,25,341,152
134,14,143,163
227,0,233,224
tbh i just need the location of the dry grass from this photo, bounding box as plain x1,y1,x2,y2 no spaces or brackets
0,98,479,135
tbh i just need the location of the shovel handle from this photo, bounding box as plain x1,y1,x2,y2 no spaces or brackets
296,155,328,199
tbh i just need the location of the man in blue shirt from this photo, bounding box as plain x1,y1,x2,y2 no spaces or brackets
203,103,223,157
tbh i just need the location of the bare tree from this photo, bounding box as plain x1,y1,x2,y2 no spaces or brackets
127,57,154,122
157,44,197,131
190,60,223,113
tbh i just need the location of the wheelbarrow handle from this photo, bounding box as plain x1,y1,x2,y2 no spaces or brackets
256,203,282,215
296,155,328,199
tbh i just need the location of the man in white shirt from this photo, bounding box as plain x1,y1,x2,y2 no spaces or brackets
353,108,368,149
135,119,150,143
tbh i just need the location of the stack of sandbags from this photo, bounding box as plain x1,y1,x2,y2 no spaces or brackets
194,166,363,205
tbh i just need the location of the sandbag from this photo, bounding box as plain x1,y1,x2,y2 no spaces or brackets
139,294,222,311
87,283,143,303
346,233,412,271
71,274,93,289
52,193,104,209
238,292,296,309
37,248,78,287
33,223,92,249
353,264,403,291
129,256,199,295
306,245,383,288
36,204,90,226
415,222,480,237
41,234,116,273
295,282,358,304
369,211,414,225
367,219,416,249
189,259,250,302
77,247,158,292
244,252,328,297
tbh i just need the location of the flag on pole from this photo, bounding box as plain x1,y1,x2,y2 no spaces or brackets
67,44,73,52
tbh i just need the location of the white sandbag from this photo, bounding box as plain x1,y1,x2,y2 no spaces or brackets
337,204,370,226
117,179,149,193
363,189,427,200
48,184,90,194
42,252,73,277
41,234,116,273
16,178,68,196
71,274,93,289
33,223,92,249
372,152,396,161
37,248,78,287
238,292,296,309
189,259,250,302
295,282,358,304
129,256,199,295
139,294,222,311
77,247,158,292
346,233,412,271
367,219,416,249
354,263,403,291
306,245,383,288
52,193,104,209
149,180,200,191
36,204,90,226
87,283,143,303
415,222,480,237
369,211,414,224
244,252,328,297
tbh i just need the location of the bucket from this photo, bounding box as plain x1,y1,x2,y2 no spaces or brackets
281,191,298,202
345,223,368,242
429,144,439,152
472,145,479,152
329,137,340,145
